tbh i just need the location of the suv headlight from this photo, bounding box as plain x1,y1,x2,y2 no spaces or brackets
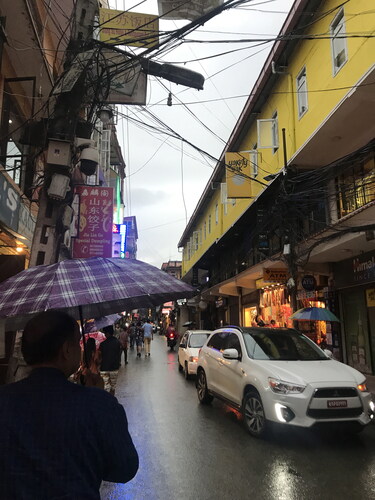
189,356,199,363
357,381,368,392
269,377,305,394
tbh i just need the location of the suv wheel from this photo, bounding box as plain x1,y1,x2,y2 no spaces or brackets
243,391,268,438
197,369,213,404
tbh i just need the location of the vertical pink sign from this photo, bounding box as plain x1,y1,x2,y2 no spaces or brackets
72,186,113,258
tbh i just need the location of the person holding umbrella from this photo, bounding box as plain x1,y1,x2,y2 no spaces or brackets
0,310,138,499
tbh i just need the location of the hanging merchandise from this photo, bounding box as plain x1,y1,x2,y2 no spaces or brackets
259,285,292,328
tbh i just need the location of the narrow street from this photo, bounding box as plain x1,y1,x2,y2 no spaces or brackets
101,336,375,500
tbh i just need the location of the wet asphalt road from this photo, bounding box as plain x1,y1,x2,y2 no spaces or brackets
101,335,375,500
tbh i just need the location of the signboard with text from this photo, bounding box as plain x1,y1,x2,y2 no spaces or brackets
72,186,113,258
263,268,289,283
333,250,375,288
99,8,159,47
225,152,252,198
0,173,20,231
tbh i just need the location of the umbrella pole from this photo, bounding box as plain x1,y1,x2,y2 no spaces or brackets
79,305,89,368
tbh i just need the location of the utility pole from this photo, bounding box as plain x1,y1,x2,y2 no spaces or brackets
280,127,299,313
29,0,98,267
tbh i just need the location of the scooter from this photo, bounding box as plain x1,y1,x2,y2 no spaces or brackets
167,333,177,351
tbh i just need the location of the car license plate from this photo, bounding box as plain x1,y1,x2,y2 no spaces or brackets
327,400,347,408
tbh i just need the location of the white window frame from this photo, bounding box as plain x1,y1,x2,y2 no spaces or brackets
221,183,228,215
203,221,207,239
257,118,279,150
250,147,258,177
296,67,308,118
186,241,191,260
271,112,278,153
208,214,212,234
215,203,219,225
330,8,348,75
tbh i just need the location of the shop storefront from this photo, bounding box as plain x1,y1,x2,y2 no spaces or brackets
259,284,292,328
333,250,375,375
242,290,259,327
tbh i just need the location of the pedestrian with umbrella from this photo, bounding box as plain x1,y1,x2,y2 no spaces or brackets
0,310,139,499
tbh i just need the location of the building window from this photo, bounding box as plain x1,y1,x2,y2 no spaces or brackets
271,112,278,153
189,236,193,256
336,152,375,219
208,214,212,234
331,9,348,75
193,231,200,251
250,145,258,177
204,221,207,239
186,241,191,260
296,67,308,118
215,203,219,224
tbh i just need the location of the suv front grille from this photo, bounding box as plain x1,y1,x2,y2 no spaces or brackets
313,388,357,398
307,408,362,419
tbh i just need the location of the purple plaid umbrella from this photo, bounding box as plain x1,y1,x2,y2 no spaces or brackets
94,314,121,330
0,257,194,329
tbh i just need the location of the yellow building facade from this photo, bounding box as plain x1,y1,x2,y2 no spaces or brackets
178,0,375,373
180,0,375,276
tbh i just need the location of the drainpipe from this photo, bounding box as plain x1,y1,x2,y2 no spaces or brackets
237,286,243,326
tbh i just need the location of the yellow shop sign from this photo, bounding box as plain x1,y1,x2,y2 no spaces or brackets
263,268,289,283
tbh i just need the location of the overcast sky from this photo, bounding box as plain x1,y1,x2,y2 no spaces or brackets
108,0,294,268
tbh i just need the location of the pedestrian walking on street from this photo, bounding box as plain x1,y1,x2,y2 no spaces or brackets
99,325,121,395
0,311,138,500
128,322,136,349
117,319,129,365
75,337,104,389
135,321,144,358
142,318,154,357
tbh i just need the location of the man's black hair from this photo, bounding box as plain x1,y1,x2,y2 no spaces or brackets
102,325,114,335
22,311,78,366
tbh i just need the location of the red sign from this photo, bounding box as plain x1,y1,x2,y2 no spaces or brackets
72,186,113,258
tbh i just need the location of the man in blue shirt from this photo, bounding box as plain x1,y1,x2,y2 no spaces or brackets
0,311,139,500
142,319,154,357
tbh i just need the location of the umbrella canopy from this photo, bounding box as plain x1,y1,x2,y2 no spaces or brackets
94,314,121,330
80,331,107,349
0,257,194,329
290,307,340,322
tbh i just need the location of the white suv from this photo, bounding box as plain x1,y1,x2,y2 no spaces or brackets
178,330,211,379
196,327,374,438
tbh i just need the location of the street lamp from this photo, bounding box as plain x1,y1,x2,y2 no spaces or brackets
141,59,205,90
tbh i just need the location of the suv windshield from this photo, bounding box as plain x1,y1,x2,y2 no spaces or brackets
189,333,210,348
243,329,328,361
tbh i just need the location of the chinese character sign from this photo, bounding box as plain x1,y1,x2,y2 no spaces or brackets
99,8,159,48
72,186,114,258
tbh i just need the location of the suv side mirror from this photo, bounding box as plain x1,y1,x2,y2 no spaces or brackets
324,349,333,359
222,348,240,360
179,343,186,349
